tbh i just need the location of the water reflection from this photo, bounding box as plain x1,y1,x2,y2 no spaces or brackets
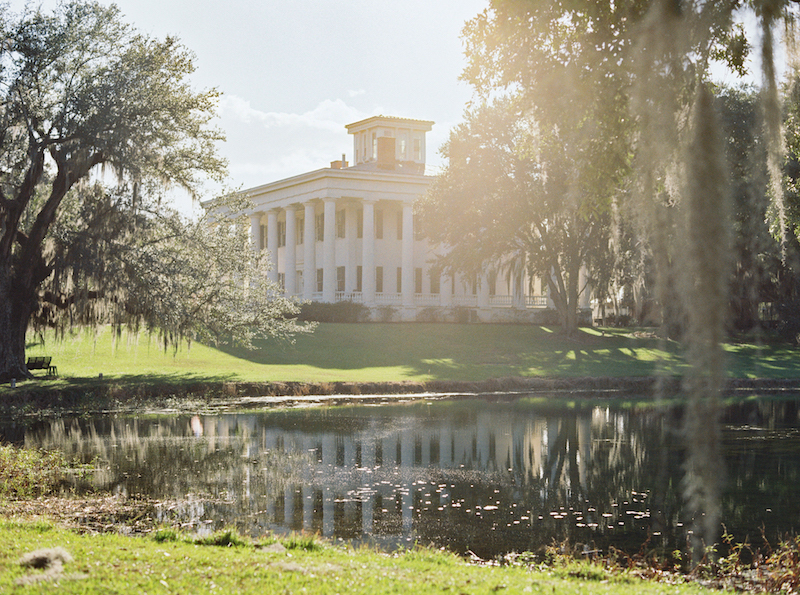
4,397,800,558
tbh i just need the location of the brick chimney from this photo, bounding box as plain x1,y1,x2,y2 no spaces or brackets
330,153,348,169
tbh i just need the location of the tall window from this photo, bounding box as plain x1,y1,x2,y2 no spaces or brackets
415,268,422,294
316,268,323,292
413,137,421,161
396,267,402,293
315,213,324,242
296,270,303,294
430,272,440,295
376,266,383,293
278,272,285,290
396,211,403,240
356,266,362,292
488,270,497,297
277,221,286,247
337,266,345,292
357,208,363,239
296,217,304,245
375,209,383,239
259,224,266,250
336,209,346,238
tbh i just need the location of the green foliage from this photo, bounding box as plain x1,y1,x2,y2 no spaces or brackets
0,1,248,380
44,190,314,350
375,305,397,322
282,532,324,551
297,301,369,323
0,445,67,499
152,527,181,543
419,98,614,333
193,528,248,548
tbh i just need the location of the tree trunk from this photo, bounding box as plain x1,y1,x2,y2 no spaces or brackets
0,266,35,382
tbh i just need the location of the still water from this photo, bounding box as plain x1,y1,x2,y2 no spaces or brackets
3,396,800,558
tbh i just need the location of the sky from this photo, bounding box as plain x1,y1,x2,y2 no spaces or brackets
8,0,488,212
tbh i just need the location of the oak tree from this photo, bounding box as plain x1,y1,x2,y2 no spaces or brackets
0,2,306,381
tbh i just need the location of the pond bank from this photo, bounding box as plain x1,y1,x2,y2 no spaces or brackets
3,375,800,417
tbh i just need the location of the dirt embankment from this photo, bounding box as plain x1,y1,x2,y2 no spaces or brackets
3,376,800,417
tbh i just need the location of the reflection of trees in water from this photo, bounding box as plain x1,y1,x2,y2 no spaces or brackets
11,398,800,556
720,400,800,546
24,415,312,512
406,405,685,557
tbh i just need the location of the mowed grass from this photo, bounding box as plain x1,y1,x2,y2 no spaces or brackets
0,519,719,595
20,323,800,385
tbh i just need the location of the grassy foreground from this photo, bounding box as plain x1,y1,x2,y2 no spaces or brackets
0,519,718,594
18,323,800,386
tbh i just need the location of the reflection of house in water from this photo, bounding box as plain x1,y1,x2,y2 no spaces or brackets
191,408,616,542
15,400,800,557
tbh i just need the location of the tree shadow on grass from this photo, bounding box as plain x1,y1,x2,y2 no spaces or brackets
207,324,696,382
725,343,800,378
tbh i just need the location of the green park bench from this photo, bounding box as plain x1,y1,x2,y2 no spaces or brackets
26,356,58,377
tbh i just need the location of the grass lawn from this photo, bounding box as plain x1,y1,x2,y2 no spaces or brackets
0,519,719,594
18,323,800,386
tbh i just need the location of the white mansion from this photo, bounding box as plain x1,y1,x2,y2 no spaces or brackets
241,115,591,322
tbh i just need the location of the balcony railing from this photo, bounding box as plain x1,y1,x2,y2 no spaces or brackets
335,291,363,302
525,295,549,308
302,292,548,308
375,292,402,304
452,295,478,307
489,295,512,307
414,293,441,306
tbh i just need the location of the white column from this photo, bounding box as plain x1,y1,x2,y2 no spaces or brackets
284,206,297,296
303,202,316,300
345,203,357,293
478,270,490,308
323,198,336,302
440,274,452,307
401,203,414,307
249,212,262,252
362,200,375,305
267,209,279,284
513,270,524,309
579,266,591,310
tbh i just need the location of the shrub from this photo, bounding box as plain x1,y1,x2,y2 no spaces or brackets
376,305,397,322
296,301,369,323
416,307,446,322
283,532,323,551
152,527,181,542
0,444,67,499
194,528,249,547
452,306,473,324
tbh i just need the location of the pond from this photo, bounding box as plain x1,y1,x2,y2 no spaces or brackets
3,395,800,559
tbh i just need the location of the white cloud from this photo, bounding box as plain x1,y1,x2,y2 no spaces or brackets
219,95,369,133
